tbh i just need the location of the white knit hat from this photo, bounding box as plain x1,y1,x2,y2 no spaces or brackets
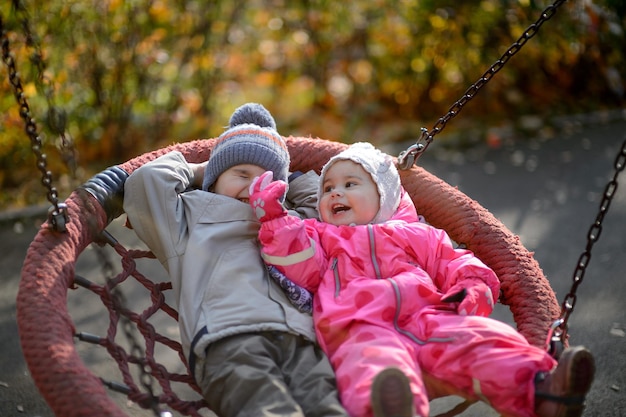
318,142,401,223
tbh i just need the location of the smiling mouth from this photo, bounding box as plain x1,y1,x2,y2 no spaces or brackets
331,204,350,214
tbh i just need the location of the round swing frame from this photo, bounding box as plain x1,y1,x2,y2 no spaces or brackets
18,136,561,417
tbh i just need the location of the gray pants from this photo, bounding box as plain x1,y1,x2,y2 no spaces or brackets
199,331,349,417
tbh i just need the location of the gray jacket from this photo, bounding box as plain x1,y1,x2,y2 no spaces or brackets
123,151,318,381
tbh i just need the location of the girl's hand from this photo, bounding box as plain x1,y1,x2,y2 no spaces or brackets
249,171,288,222
441,280,495,317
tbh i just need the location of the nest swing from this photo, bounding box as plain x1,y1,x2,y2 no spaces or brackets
5,1,576,416
17,135,561,417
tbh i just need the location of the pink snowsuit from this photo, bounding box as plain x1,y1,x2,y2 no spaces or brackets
259,190,557,417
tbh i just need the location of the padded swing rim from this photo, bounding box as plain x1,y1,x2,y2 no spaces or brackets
17,136,561,417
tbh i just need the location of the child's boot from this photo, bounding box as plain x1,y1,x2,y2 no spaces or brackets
534,346,595,417
371,367,416,417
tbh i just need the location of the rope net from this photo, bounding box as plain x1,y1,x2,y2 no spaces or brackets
18,136,562,417
73,239,209,416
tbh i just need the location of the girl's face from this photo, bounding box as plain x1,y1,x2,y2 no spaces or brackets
319,160,380,226
212,164,266,203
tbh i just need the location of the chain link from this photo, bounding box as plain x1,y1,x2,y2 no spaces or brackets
553,138,626,343
1,12,69,231
398,0,568,169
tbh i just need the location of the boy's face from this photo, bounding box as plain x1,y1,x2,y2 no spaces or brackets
319,159,380,226
212,164,267,203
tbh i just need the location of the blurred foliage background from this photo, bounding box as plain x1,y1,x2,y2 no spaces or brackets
1,0,625,210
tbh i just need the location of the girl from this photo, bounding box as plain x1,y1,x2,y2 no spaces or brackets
248,142,595,417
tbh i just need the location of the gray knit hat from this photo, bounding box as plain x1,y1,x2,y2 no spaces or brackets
318,142,401,224
202,103,290,191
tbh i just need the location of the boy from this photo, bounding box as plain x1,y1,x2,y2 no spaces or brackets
123,103,348,417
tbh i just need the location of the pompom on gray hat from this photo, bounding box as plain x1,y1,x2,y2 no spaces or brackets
202,103,290,191
318,142,401,224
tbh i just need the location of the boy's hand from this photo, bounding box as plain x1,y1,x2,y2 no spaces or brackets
190,162,208,188
441,281,494,317
249,171,288,222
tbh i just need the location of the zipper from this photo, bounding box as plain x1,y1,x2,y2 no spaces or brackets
368,224,382,279
331,258,340,297
388,278,455,345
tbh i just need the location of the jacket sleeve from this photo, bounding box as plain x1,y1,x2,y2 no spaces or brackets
406,223,500,302
284,170,320,220
258,216,327,293
263,170,318,309
267,265,313,314
123,151,194,265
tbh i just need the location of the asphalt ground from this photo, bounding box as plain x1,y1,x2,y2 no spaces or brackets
1,115,625,417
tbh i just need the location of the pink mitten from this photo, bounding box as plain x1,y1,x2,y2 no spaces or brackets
249,171,288,222
441,281,495,317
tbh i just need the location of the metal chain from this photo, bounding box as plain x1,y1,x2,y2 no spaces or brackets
1,12,69,231
4,7,165,414
392,0,625,356
550,138,626,347
398,0,568,169
11,0,78,175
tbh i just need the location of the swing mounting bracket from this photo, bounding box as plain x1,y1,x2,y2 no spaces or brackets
397,128,430,169
48,203,69,232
